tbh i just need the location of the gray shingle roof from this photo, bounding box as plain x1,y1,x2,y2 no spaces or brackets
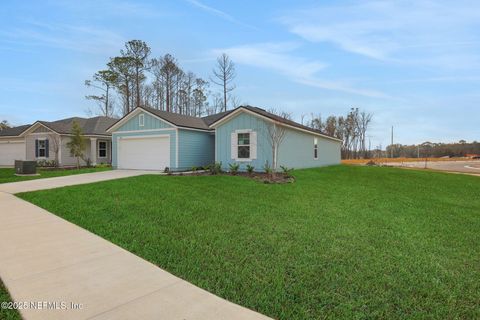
0,116,117,137
112,105,339,140
0,124,31,137
40,116,117,136
140,106,212,130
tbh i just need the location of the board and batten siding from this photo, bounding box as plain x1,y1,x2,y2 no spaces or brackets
177,129,215,170
216,112,272,171
111,111,177,169
215,111,341,171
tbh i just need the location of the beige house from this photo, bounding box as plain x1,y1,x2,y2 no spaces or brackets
0,116,116,167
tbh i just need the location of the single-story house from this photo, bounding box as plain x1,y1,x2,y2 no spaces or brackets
106,105,341,171
0,116,116,167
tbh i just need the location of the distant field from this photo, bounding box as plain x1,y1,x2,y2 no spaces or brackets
342,157,470,164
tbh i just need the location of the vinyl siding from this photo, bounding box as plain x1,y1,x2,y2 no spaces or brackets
116,111,172,131
215,112,272,171
278,127,341,168
177,129,215,170
215,111,341,171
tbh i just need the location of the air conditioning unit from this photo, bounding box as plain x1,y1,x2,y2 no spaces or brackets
15,160,37,175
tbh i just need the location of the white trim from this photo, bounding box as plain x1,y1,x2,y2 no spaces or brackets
233,130,254,162
175,128,179,169
117,134,170,140
139,113,145,127
97,140,108,158
22,122,59,136
210,107,343,143
107,108,177,132
0,140,24,144
214,127,217,162
113,128,176,134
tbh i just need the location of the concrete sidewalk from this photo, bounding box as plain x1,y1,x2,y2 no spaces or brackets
0,170,161,194
0,192,271,320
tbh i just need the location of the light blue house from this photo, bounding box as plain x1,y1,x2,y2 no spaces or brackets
106,106,341,171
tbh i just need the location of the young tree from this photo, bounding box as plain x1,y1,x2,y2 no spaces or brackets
121,40,152,109
211,53,236,112
85,70,118,117
47,133,61,168
266,122,286,175
66,121,86,169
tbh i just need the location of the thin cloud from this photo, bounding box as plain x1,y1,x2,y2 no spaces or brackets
213,42,387,98
186,0,257,29
280,1,480,68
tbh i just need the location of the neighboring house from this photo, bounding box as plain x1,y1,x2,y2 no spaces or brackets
0,116,116,167
106,105,342,171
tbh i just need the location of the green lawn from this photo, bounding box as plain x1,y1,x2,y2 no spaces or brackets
0,167,111,184
18,166,480,319
0,280,21,320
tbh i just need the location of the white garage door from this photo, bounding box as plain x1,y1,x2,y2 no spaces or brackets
118,135,170,170
0,141,25,166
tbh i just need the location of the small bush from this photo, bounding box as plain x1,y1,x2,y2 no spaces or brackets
164,167,170,173
191,166,198,172
280,165,294,177
229,163,240,175
246,164,255,175
263,161,272,175
36,160,56,167
209,162,223,175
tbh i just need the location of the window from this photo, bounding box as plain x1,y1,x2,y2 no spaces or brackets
98,141,107,158
37,139,47,157
314,138,318,159
237,133,250,159
139,114,145,127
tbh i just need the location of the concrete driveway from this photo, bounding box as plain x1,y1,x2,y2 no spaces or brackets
0,170,161,194
0,171,271,320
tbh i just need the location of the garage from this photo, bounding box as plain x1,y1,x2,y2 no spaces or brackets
117,135,170,170
0,140,25,166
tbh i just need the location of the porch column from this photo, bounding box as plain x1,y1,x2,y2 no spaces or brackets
90,138,97,166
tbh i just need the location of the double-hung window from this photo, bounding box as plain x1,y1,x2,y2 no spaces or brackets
98,141,107,158
314,138,318,159
237,133,250,159
38,139,47,157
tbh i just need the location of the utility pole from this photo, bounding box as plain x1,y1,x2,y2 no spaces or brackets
390,126,394,158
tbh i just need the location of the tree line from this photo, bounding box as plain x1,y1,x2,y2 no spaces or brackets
302,108,373,159
85,40,238,118
386,141,480,158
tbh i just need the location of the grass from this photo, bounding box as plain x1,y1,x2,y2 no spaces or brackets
0,167,111,184
18,165,480,319
0,280,21,320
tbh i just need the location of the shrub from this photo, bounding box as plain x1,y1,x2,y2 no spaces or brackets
246,164,255,175
229,163,240,175
280,165,294,177
164,167,170,173
191,166,197,172
209,162,223,175
263,161,272,175
36,160,56,167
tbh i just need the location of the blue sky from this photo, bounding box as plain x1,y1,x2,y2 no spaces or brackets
1,0,479,147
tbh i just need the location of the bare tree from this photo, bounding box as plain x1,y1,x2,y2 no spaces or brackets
0,120,10,131
211,53,236,112
266,122,286,174
47,133,61,167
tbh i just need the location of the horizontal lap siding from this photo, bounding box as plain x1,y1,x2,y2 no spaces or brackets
216,112,272,172
112,112,176,169
177,130,215,170
278,128,341,169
